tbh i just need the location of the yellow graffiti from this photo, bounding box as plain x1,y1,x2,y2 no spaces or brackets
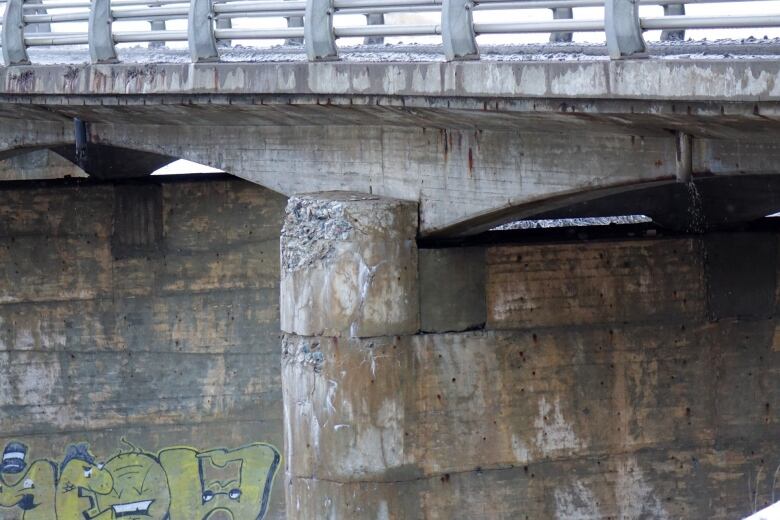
160,443,280,520
57,444,114,519
0,457,57,520
0,440,280,520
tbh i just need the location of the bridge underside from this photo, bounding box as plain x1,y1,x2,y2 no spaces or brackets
3,59,780,236
3,97,780,235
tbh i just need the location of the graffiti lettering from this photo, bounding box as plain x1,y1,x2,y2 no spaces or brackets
0,440,280,520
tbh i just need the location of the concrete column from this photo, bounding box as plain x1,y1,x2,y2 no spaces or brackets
280,192,419,517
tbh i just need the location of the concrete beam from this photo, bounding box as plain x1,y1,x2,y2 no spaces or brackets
0,117,72,161
3,59,780,102
0,149,87,180
71,122,679,235
28,122,777,235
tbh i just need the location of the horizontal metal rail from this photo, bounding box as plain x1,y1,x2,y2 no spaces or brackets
2,0,780,64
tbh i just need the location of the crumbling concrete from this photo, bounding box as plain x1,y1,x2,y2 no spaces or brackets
282,195,780,519
280,192,419,338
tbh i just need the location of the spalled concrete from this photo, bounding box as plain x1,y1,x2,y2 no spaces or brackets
281,194,780,519
280,192,419,338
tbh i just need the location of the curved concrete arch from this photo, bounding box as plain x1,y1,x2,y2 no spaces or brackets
442,173,780,235
79,120,780,236
0,141,178,180
83,122,683,233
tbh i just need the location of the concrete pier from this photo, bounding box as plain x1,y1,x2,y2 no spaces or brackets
281,196,780,518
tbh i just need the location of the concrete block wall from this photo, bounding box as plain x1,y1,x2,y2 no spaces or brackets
283,207,780,519
0,175,287,520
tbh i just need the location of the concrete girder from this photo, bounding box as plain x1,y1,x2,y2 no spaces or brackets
43,121,779,236
0,116,175,178
4,59,780,233
0,149,87,180
0,117,72,161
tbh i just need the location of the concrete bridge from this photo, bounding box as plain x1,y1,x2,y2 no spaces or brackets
5,54,780,235
3,23,780,520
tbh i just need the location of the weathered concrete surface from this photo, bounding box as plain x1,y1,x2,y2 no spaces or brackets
0,117,71,161
5,59,780,102
0,149,86,180
4,113,780,235
284,231,780,519
0,174,287,519
419,246,486,332
3,59,780,234
280,192,419,338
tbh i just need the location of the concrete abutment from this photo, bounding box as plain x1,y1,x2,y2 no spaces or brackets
281,191,780,518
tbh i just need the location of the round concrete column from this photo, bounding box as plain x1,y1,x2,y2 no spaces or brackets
280,192,420,518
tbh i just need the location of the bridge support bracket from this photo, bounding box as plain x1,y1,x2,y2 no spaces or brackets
305,0,338,60
1,0,30,66
605,0,647,59
442,0,478,61
189,0,220,62
89,0,118,64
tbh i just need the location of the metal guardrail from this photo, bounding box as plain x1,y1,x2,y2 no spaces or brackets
0,0,778,65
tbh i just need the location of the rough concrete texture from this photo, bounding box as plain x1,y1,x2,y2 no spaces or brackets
280,192,419,338
0,174,287,519
0,149,86,180
284,233,780,519
419,247,486,332
82,124,684,236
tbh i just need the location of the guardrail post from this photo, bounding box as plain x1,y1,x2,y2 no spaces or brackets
149,17,165,48
216,16,232,47
26,0,50,34
89,0,118,63
304,0,337,60
660,3,685,41
364,13,384,44
285,16,303,44
550,7,573,43
605,0,646,59
2,0,29,66
442,0,478,60
188,0,219,62
286,1,303,46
